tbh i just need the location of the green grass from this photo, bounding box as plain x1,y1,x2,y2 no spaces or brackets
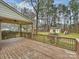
38,32,79,39
38,32,49,35
59,33,79,39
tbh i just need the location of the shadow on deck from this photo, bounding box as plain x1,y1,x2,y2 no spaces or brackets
0,37,78,59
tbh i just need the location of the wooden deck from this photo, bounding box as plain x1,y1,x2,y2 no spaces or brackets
0,38,78,59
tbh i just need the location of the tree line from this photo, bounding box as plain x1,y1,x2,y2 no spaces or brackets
23,0,79,33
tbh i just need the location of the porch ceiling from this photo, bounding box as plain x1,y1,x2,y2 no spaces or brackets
0,1,33,25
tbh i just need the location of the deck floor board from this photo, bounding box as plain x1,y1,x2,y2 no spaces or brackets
0,38,78,59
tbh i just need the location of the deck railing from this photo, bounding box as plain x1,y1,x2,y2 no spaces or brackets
2,31,32,40
32,34,77,51
2,31,77,51
76,39,79,57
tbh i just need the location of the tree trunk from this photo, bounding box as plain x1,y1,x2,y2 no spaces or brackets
0,22,2,40
36,12,39,34
69,16,71,33
47,14,49,32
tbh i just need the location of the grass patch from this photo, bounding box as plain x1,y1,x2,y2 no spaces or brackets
38,32,79,39
59,33,79,39
38,32,49,35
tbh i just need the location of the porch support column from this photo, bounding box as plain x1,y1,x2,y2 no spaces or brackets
0,22,2,40
20,24,22,37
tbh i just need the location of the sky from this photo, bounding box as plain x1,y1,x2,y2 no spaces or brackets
3,0,70,11
54,0,70,6
4,0,70,5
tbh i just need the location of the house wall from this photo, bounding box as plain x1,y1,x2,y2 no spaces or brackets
50,29,61,33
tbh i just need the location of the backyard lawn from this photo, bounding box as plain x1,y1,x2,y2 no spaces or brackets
59,33,79,39
38,32,79,39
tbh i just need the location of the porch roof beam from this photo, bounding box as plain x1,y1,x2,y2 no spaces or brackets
0,16,33,25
